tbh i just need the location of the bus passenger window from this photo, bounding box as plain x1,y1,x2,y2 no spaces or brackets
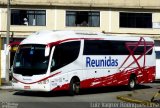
156,51,160,59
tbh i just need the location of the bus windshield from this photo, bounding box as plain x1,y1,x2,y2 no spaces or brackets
13,44,49,76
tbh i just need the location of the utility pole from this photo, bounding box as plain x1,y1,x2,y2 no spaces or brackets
6,0,11,82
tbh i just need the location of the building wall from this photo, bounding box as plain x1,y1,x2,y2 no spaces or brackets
0,1,160,39
4,7,160,38
0,8,2,31
1,0,160,9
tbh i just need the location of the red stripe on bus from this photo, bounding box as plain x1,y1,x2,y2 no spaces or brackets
47,38,103,47
119,37,154,73
52,66,155,91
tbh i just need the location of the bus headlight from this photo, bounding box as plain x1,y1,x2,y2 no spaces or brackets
38,79,49,84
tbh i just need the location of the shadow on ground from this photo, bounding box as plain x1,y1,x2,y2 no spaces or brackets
13,84,152,97
153,80,160,83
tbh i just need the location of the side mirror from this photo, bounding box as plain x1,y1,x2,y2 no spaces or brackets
45,45,50,57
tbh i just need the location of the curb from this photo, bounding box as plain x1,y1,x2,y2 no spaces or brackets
117,95,160,107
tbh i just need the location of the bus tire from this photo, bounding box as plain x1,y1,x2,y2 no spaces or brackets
69,78,80,96
128,76,137,90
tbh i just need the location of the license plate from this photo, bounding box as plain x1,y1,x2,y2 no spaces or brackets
24,86,30,89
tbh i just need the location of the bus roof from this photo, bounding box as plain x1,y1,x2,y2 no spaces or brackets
20,30,154,45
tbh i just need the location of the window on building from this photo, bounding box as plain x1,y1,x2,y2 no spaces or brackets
66,11,100,27
155,40,160,46
120,12,152,28
11,9,46,26
156,51,160,59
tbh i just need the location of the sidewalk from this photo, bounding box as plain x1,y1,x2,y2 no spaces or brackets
0,81,13,90
117,87,160,107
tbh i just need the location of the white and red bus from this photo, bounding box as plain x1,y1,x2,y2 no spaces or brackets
12,30,155,95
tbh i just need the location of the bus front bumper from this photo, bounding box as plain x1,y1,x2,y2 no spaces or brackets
12,82,51,92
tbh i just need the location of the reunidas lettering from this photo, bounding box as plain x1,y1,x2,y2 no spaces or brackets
86,57,118,67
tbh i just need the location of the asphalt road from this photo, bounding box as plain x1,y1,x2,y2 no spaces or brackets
0,82,160,108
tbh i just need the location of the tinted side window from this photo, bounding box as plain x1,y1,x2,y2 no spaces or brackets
84,40,110,55
83,40,152,55
83,40,129,55
130,46,152,55
155,51,160,59
51,41,80,72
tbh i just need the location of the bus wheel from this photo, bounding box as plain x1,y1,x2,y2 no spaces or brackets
69,78,80,96
128,76,137,90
